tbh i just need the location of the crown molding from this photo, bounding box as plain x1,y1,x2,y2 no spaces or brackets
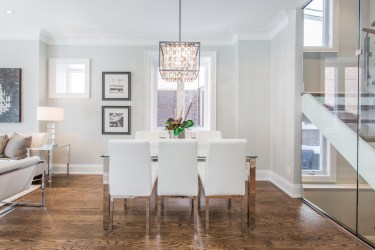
0,9,290,45
0,31,40,41
268,9,289,39
234,9,289,41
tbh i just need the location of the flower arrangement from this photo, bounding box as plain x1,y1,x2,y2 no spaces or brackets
165,102,194,136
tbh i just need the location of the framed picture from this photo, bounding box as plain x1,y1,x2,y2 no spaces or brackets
0,68,21,123
102,106,131,135
102,72,131,100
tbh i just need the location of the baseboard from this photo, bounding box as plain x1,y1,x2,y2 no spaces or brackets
52,164,103,175
270,172,302,198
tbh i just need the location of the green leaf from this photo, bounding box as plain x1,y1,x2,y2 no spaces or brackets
182,120,194,128
174,127,184,136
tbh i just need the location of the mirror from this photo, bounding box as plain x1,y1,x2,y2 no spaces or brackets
49,58,90,98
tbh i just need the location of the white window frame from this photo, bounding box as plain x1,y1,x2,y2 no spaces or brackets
145,51,216,131
303,0,340,52
48,58,90,98
302,127,337,183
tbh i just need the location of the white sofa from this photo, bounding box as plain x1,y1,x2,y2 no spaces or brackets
0,133,48,177
0,156,41,201
0,156,45,215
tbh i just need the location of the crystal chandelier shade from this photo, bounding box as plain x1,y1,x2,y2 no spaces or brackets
159,0,200,82
159,41,200,82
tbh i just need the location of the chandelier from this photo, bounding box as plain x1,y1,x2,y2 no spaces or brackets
159,0,200,82
0,83,11,114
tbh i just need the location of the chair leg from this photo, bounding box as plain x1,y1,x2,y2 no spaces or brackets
146,197,150,237
228,198,231,210
124,199,127,210
109,197,114,233
161,197,164,211
205,198,209,234
157,196,161,234
191,199,194,214
198,179,201,210
194,196,198,237
246,180,250,226
241,195,246,235
154,183,158,211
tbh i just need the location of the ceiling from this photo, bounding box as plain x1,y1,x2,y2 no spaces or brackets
0,0,301,45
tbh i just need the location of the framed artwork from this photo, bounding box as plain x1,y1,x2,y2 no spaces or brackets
0,68,21,123
102,72,131,100
102,106,131,135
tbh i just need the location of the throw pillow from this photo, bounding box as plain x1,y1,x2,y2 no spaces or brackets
3,133,32,160
0,134,9,156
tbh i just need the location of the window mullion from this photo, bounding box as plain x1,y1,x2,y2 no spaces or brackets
176,83,185,117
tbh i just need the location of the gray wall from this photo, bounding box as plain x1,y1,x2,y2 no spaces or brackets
237,40,271,171
270,9,302,193
0,40,41,132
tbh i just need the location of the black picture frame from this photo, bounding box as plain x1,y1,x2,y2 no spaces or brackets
102,72,131,100
102,106,131,135
0,68,21,123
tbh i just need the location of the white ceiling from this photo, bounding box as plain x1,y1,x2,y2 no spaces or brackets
0,0,301,45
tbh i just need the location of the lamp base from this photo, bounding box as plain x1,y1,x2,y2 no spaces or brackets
47,121,56,146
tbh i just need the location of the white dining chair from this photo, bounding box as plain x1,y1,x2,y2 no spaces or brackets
188,131,222,156
198,139,247,234
135,131,168,156
108,139,157,236
157,139,199,235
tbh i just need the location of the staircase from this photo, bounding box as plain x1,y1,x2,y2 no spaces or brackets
302,93,375,189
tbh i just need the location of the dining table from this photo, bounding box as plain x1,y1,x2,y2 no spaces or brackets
101,153,257,230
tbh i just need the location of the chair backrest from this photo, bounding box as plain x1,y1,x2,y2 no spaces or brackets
196,131,222,144
193,131,222,156
108,139,152,197
204,139,247,196
134,131,168,141
135,131,168,155
158,140,198,196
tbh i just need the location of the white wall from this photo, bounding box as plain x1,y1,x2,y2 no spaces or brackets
237,40,271,171
270,9,303,197
0,40,41,133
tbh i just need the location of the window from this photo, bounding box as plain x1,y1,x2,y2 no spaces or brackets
324,66,337,107
49,58,90,98
303,0,339,51
148,51,216,131
345,67,360,114
302,115,336,182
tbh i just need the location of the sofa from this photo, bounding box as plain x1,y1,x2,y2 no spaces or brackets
0,156,44,215
0,156,41,201
0,132,48,177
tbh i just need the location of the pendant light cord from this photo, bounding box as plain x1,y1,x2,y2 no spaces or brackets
179,0,181,42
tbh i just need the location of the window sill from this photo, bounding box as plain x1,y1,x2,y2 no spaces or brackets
304,47,339,53
303,183,372,191
302,174,336,183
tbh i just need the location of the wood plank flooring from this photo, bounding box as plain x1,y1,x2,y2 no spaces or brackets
0,175,371,249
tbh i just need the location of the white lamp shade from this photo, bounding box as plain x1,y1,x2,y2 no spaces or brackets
37,106,64,121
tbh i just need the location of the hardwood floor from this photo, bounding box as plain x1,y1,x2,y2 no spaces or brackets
0,175,370,249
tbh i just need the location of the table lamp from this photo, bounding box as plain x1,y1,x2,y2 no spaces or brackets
37,106,64,146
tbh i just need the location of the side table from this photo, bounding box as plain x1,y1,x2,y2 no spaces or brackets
27,144,71,186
